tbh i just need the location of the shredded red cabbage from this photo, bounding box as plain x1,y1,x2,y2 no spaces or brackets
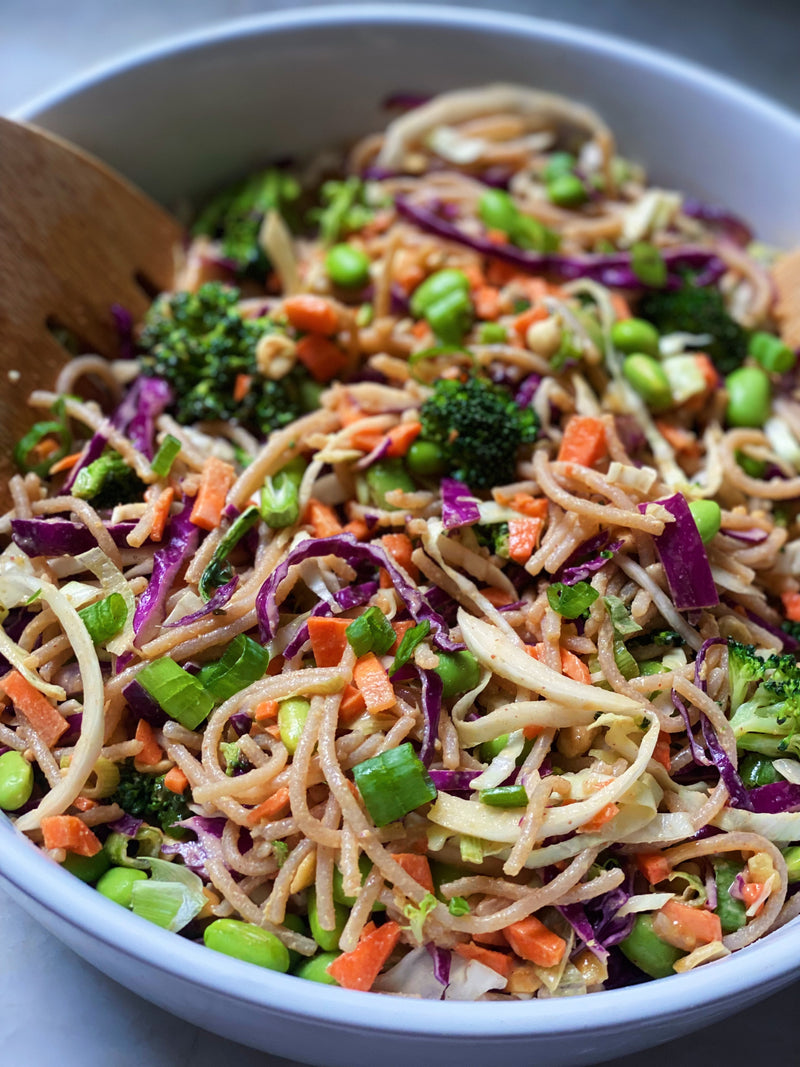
165,576,239,628
62,430,108,491
110,303,135,360
425,943,451,990
514,373,542,409
12,517,137,557
418,666,444,766
746,781,800,813
671,690,711,767
441,478,480,531
556,902,609,963
108,814,143,837
355,436,391,471
283,602,334,660
694,636,726,692
334,580,380,611
721,527,769,545
555,531,622,586
122,679,167,727
133,498,201,646
681,198,753,248
427,769,481,791
638,493,719,611
700,715,752,810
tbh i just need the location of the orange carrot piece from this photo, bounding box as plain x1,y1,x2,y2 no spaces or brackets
190,456,235,531
349,427,385,453
504,916,566,968
486,259,517,287
523,725,544,740
164,767,189,795
308,617,351,668
255,699,280,722
473,285,502,320
339,684,367,723
233,373,252,402
694,353,720,392
782,591,800,623
394,263,426,294
381,532,417,578
514,304,548,341
41,815,102,857
1,670,68,748
508,493,548,520
653,731,672,770
72,796,98,812
610,293,632,320
385,422,422,458
326,920,402,991
635,852,671,885
473,929,509,947
392,853,434,893
150,486,174,543
389,619,415,653
655,420,701,458
580,803,620,833
508,517,543,564
135,718,164,766
353,653,396,714
480,586,516,608
453,942,514,980
741,882,765,912
284,294,339,336
560,649,591,685
305,498,343,537
264,723,282,739
343,518,369,541
48,451,84,475
558,416,607,467
245,785,291,826
655,899,722,950
337,394,364,427
296,334,348,382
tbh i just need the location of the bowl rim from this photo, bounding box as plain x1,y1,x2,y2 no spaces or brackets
7,0,800,1039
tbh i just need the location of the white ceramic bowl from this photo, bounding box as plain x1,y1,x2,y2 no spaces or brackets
4,7,800,1065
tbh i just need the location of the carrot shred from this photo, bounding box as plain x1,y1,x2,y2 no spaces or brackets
453,941,514,980
635,852,671,885
305,498,343,537
392,853,434,893
523,724,544,740
655,419,701,458
504,916,566,968
655,899,722,949
653,731,672,770
508,493,548,520
135,718,164,766
486,259,517,287
741,882,765,912
41,815,102,857
164,767,189,795
389,619,415,652
190,456,235,531
508,517,543,564
349,427,385,453
339,684,367,723
308,617,351,668
1,670,68,748
72,796,98,812
380,532,417,578
782,591,800,623
245,785,291,826
514,304,548,340
48,450,83,475
353,653,396,714
343,518,370,541
385,422,422,458
150,486,174,542
472,928,509,947
473,285,502,320
326,920,402,991
479,586,516,608
284,294,339,335
233,373,252,402
296,333,348,382
610,293,632,320
255,699,280,722
336,394,363,426
557,416,607,467
559,648,591,685
579,802,620,833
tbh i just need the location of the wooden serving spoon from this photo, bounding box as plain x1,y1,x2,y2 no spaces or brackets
0,118,182,499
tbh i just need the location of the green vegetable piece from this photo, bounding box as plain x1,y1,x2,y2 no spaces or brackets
610,317,661,358
613,637,639,680
260,457,306,528
448,896,470,917
73,451,144,509
603,595,642,637
346,606,396,658
688,499,722,545
638,283,746,375
410,269,470,318
199,506,260,601
725,366,771,428
96,866,148,908
78,592,128,645
109,767,190,839
622,353,672,409
325,244,371,289
352,742,437,827
736,450,766,478
0,750,34,811
390,620,431,676
478,189,519,234
332,855,386,911
307,887,349,952
424,289,474,345
197,634,270,703
640,660,670,677
278,697,311,756
480,784,528,807
547,580,599,619
14,417,71,477
150,434,182,478
543,152,576,182
619,913,685,979
293,951,340,984
137,658,215,731
631,242,667,288
782,845,800,884
713,860,747,934
280,912,309,970
62,849,111,884
406,439,448,478
435,650,481,700
749,331,797,375
477,322,508,344
310,177,373,246
480,733,509,763
204,918,290,972
365,458,416,510
546,173,587,208
738,753,781,788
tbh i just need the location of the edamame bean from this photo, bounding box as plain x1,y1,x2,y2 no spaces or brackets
204,918,290,972
96,866,148,908
365,458,417,509
543,152,576,182
0,750,33,811
307,888,349,952
410,269,470,317
713,860,747,934
546,173,587,208
325,244,371,289
435,650,481,699
477,322,508,344
278,697,311,755
478,189,518,234
610,317,661,358
332,857,387,911
619,913,685,979
62,849,111,884
293,951,340,984
622,353,672,410
688,499,721,544
406,439,447,478
424,288,474,344
725,366,770,428
749,331,797,374
281,912,310,970
782,845,800,883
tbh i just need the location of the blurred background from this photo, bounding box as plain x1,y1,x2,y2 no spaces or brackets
2,1,800,1065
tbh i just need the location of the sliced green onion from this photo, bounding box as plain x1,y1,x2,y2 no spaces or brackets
390,620,431,675
613,637,639,680
150,434,182,477
260,457,306,528
480,784,528,807
130,880,201,932
197,634,270,703
78,592,128,645
631,242,667,288
104,826,162,869
346,606,396,658
547,581,599,619
448,896,470,916
14,419,71,477
477,322,508,344
459,834,484,865
137,657,215,730
603,595,642,637
352,742,437,827
198,505,260,601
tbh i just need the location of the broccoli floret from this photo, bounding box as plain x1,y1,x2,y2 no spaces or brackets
72,450,145,510
192,168,301,278
474,522,510,558
727,640,800,758
782,620,800,644
638,283,747,374
111,760,192,834
419,376,538,490
308,178,374,245
727,639,771,712
138,282,306,436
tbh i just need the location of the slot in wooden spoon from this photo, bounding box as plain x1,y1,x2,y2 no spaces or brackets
0,118,182,501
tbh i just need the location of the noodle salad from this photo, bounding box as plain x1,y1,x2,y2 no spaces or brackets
4,83,800,999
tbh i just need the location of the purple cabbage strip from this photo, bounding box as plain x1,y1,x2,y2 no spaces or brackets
638,493,719,611
334,581,380,611
440,477,481,531
355,436,391,471
700,715,752,810
395,196,726,290
514,373,542,409
694,636,726,693
555,530,621,586
160,838,212,878
590,870,635,949
670,690,712,767
427,768,481,792
476,165,513,190
283,602,334,660
496,600,525,613
108,814,143,837
165,576,239,628
124,377,173,460
556,902,609,963
721,527,768,545
122,679,167,727
425,943,451,991
12,517,137,557
62,429,108,491
417,666,444,766
182,815,227,838
255,533,463,652
681,198,753,248
229,712,252,737
110,303,135,360
746,781,800,813
133,498,201,646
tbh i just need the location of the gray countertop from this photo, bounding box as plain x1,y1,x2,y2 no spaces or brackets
2,2,799,1064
